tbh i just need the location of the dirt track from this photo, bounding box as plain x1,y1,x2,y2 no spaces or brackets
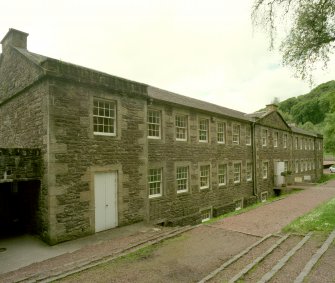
59,181,335,283
1,181,335,283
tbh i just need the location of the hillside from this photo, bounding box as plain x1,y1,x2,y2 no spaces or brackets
277,80,335,153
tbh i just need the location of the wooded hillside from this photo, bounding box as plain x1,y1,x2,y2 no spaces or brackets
277,80,335,154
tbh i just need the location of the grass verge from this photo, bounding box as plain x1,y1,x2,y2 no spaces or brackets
317,173,335,184
205,188,303,224
283,197,335,234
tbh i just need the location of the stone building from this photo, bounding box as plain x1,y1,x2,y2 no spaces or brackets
0,29,323,244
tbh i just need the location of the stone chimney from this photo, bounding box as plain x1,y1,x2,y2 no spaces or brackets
266,103,278,113
1,28,29,53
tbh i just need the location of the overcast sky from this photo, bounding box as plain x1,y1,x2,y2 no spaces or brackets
1,0,334,113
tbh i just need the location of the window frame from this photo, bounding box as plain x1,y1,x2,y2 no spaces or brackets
295,160,299,173
283,134,288,148
199,118,209,143
246,125,252,146
200,164,210,190
176,166,189,193
261,128,268,147
147,109,161,139
232,124,240,145
148,168,162,198
262,161,268,179
274,131,278,148
261,192,268,202
235,199,243,211
246,162,253,182
93,98,117,136
295,137,299,149
233,163,241,184
218,164,227,186
217,121,226,144
175,114,188,141
200,208,212,222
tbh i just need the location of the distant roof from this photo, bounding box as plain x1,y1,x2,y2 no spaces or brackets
290,125,320,137
148,86,249,121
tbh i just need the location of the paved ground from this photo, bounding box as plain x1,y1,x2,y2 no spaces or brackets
1,180,335,282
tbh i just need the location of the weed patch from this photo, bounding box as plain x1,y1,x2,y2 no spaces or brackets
283,197,335,234
317,174,335,184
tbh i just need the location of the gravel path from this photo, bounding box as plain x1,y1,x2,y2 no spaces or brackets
212,181,335,236
1,180,335,283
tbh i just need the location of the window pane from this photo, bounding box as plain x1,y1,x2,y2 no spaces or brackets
177,166,188,192
148,168,162,197
148,110,161,138
93,99,116,135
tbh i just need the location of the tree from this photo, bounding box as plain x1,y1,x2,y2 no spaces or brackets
252,0,335,81
324,112,335,154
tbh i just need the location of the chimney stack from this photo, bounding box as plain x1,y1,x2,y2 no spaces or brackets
265,103,278,113
1,28,29,53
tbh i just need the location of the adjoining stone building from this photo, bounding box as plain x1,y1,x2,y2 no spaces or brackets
0,29,323,244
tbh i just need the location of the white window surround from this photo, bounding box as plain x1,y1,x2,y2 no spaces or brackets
246,162,252,181
93,98,116,136
176,166,188,193
295,160,299,173
246,126,252,145
200,208,212,222
147,110,161,139
218,164,227,186
232,124,240,145
274,132,278,147
283,134,288,148
261,191,268,202
262,129,267,147
200,165,210,189
262,162,268,179
199,118,209,143
233,163,241,184
175,114,187,141
217,121,226,144
295,137,299,149
235,199,243,211
148,168,162,198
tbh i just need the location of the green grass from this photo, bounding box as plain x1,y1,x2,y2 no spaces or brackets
283,197,335,234
205,188,303,224
317,173,335,183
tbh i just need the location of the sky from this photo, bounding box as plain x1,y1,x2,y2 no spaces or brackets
1,0,334,113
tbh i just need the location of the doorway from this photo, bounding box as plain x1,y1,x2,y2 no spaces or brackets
0,180,40,237
94,172,118,232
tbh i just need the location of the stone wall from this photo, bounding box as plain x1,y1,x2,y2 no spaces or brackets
148,102,255,225
0,148,41,181
0,49,49,240
47,77,148,244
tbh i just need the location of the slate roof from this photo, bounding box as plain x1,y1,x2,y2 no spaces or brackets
290,125,320,137
11,45,322,138
148,86,249,121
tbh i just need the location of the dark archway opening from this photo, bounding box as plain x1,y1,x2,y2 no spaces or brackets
0,180,40,238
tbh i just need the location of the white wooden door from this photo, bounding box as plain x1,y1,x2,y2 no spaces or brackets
94,172,118,232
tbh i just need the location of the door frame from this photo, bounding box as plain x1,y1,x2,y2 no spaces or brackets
89,165,122,233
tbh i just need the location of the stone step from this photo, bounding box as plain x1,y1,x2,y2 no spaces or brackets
10,225,194,283
257,232,313,283
268,233,323,283
199,234,286,283
295,229,335,283
201,230,335,283
230,234,300,283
